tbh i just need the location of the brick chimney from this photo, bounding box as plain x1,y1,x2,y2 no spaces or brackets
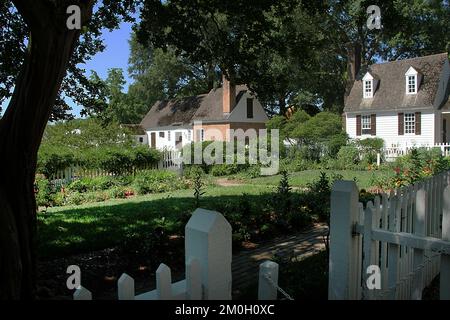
222,74,236,114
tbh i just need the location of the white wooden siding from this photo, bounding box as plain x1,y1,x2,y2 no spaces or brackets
346,111,436,148
146,128,193,150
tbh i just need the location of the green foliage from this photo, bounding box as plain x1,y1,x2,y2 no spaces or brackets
192,167,206,208
38,120,161,176
37,151,74,178
35,176,54,208
374,148,450,190
132,170,184,195
334,146,361,170
357,138,384,164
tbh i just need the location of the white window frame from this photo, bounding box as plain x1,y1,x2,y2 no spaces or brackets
187,130,192,141
405,66,419,95
361,115,371,135
364,80,373,98
404,113,415,134
407,75,417,94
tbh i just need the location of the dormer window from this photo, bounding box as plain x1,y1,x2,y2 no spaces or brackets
362,72,376,99
364,80,373,98
407,75,417,94
405,67,420,94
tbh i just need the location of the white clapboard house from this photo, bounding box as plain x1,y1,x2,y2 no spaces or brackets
344,53,450,156
139,76,268,150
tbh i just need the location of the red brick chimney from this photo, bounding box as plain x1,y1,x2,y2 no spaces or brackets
222,74,236,114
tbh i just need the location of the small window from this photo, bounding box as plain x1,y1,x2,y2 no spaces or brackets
404,113,415,134
168,131,171,141
247,98,254,118
159,132,165,138
187,130,192,141
364,80,373,98
139,137,144,143
196,129,205,142
362,115,371,135
407,75,417,94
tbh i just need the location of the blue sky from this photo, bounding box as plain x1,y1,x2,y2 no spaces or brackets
1,20,135,118
70,21,135,117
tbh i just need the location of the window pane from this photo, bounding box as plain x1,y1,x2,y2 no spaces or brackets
247,98,254,118
404,113,415,134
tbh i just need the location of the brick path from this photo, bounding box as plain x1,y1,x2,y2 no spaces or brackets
231,223,328,296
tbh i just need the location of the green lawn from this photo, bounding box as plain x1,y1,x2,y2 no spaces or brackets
240,170,376,190
38,185,273,259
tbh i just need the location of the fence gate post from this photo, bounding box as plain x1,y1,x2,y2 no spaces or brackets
258,261,279,300
185,209,232,300
328,181,361,300
441,186,450,300
411,189,426,300
73,286,92,300
118,273,135,300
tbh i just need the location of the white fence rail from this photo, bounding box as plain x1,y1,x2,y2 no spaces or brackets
73,209,281,300
50,150,182,187
329,172,450,300
384,143,450,161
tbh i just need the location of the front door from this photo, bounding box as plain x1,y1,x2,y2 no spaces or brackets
151,132,156,148
443,119,447,143
175,132,183,150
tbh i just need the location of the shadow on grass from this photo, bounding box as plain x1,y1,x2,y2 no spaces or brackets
38,192,285,260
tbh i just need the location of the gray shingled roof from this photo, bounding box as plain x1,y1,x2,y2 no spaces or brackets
140,85,248,129
344,53,449,113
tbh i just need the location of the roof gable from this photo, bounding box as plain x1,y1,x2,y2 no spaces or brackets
405,66,419,76
345,53,449,113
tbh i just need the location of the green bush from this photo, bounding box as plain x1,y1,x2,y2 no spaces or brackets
332,145,361,170
132,170,184,195
65,192,86,206
37,151,74,178
67,179,90,193
35,176,54,207
210,164,244,176
356,138,384,164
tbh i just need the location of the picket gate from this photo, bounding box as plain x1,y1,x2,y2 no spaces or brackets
329,172,450,300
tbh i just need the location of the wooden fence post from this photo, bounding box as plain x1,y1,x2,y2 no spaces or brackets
156,263,172,300
118,273,135,300
258,261,279,300
186,258,202,300
328,181,361,300
387,195,400,300
185,208,232,300
73,286,92,300
411,189,426,300
441,186,450,300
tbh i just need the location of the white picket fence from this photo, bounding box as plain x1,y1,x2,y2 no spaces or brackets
73,209,281,300
51,150,182,187
329,172,450,300
384,143,450,161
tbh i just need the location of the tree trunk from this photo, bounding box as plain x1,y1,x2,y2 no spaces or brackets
345,43,362,100
0,1,92,299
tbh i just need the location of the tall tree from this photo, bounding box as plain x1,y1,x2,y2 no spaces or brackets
0,0,136,299
319,0,450,102
127,32,219,119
